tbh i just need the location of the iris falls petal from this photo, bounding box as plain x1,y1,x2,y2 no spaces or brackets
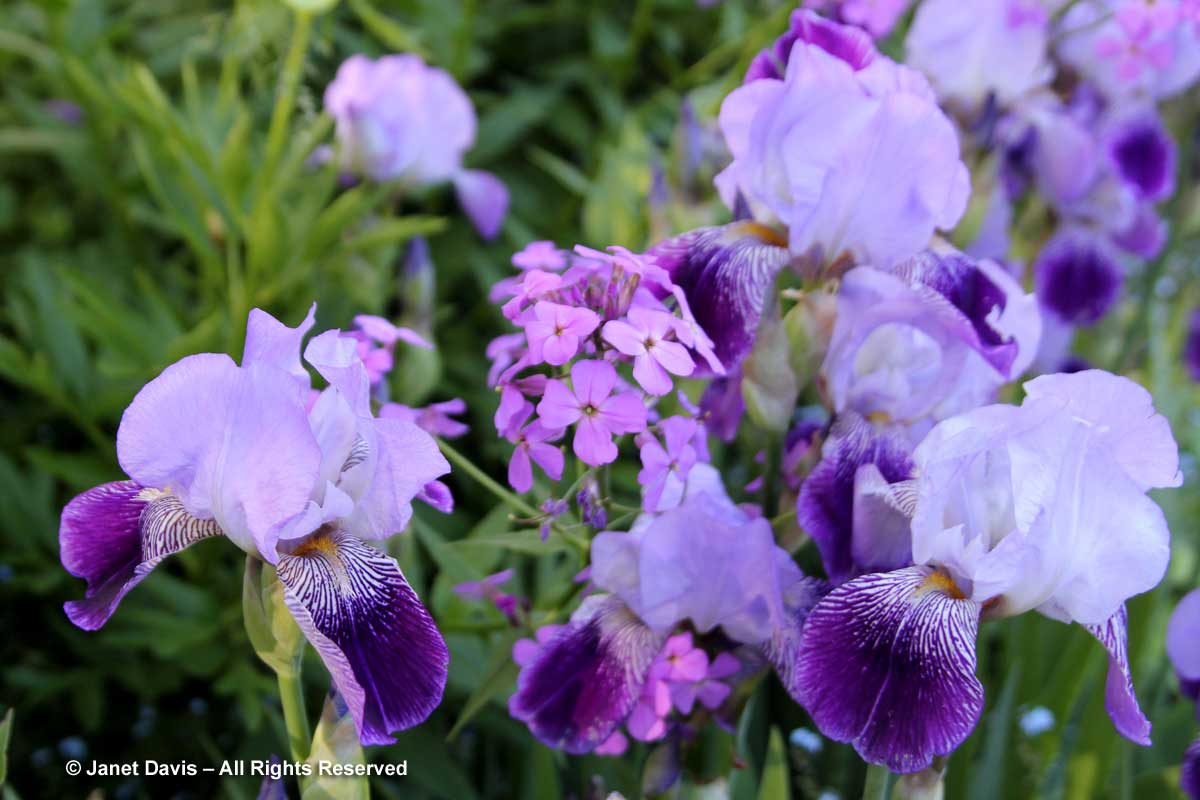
61,481,222,630
276,529,449,745
794,566,984,773
649,222,791,372
509,595,667,753
1085,604,1151,746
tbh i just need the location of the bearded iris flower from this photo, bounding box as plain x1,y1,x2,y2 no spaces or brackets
789,369,1180,772
60,306,451,745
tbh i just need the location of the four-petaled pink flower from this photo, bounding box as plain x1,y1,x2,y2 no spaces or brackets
1097,4,1176,82
639,416,699,511
504,405,565,493
537,360,647,466
661,632,708,682
602,306,695,395
513,240,567,271
670,652,740,714
525,301,600,366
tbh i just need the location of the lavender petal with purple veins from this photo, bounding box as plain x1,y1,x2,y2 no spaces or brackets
649,222,791,373
762,576,829,699
797,413,915,584
60,482,222,630
1085,605,1151,745
277,529,449,745
1033,227,1123,326
508,595,666,753
794,566,984,773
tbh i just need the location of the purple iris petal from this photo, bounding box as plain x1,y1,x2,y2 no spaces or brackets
797,413,915,584
795,566,984,774
1085,604,1151,745
1106,111,1176,202
453,169,509,240
1185,310,1200,382
277,529,449,745
1185,738,1200,800
1033,228,1123,326
648,222,791,372
508,595,666,753
745,9,877,82
61,482,222,630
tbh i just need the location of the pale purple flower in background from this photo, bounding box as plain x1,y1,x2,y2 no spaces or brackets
345,314,433,386
454,569,522,623
537,360,647,466
1056,0,1200,100
1168,589,1200,708
602,306,695,395
833,0,914,39
525,301,600,366
905,0,1051,110
513,240,567,272
638,416,700,512
323,54,509,238
719,11,969,268
1186,309,1200,382
59,305,452,746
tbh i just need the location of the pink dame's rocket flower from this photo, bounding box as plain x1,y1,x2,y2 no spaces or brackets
59,306,451,746
638,416,700,512
537,360,647,466
525,301,600,366
790,370,1180,773
380,398,469,439
503,404,565,493
719,11,969,269
602,306,695,395
323,54,509,238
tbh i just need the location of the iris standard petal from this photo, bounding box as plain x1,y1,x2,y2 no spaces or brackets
344,418,450,540
453,169,509,240
795,566,984,773
277,528,449,745
508,595,666,753
242,304,317,389
61,481,222,630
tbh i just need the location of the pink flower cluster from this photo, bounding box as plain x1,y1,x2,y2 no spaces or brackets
488,241,724,494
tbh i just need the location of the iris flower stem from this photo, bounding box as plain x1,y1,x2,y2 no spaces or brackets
276,668,312,765
435,438,589,554
862,763,892,800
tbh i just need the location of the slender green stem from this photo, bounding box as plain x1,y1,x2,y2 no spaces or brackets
436,438,589,553
261,11,313,189
762,436,783,518
277,669,311,764
863,763,892,800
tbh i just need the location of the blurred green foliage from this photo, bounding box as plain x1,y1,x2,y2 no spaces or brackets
1,1,1200,799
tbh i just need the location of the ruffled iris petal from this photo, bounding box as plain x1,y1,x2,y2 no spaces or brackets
61,481,222,630
277,529,449,745
1085,604,1151,746
508,595,666,753
795,566,984,774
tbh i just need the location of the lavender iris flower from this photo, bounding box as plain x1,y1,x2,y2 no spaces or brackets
905,0,1051,111
324,54,509,239
508,467,825,753
1168,589,1200,709
60,306,452,746
719,11,969,269
789,370,1180,772
821,247,1040,432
